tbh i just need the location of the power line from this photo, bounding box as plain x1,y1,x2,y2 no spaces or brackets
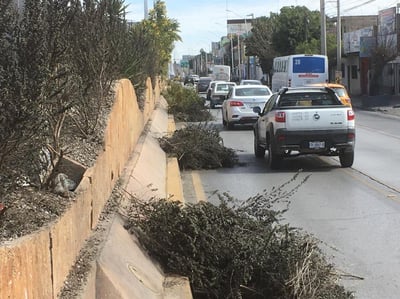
342,0,376,13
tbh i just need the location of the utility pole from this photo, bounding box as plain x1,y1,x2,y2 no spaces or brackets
237,34,241,80
230,35,234,76
336,0,342,79
320,0,327,55
144,0,148,19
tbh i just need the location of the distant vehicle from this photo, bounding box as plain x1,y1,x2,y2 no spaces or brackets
307,82,352,106
184,74,200,85
253,86,355,169
221,85,273,129
209,81,236,108
239,79,262,85
206,80,220,101
271,54,328,92
211,65,231,82
197,77,213,93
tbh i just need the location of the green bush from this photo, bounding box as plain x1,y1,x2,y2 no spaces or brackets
124,173,353,299
159,124,238,170
163,81,212,122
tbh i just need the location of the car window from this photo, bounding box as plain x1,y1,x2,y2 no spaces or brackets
235,89,244,96
236,87,271,96
263,94,277,114
332,87,346,97
217,84,232,91
278,93,341,107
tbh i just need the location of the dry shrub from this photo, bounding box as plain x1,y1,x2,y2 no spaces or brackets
124,173,354,299
162,81,212,122
159,124,238,170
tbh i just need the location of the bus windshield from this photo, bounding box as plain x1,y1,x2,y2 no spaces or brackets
292,57,326,73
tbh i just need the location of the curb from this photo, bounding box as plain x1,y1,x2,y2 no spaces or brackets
89,98,192,299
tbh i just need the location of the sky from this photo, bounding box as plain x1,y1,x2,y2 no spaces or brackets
125,0,399,62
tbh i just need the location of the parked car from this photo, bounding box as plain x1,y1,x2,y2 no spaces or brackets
197,77,213,93
210,81,236,108
308,83,352,106
221,85,273,129
239,79,262,85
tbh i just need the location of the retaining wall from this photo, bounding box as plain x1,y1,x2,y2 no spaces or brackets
0,78,189,298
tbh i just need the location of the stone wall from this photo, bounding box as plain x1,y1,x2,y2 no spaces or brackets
0,78,165,299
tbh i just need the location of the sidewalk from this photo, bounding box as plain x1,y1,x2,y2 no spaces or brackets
351,94,400,109
350,94,400,118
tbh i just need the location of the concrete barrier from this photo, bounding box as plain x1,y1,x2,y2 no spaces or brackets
0,78,191,299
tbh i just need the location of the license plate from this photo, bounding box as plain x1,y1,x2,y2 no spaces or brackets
309,141,325,149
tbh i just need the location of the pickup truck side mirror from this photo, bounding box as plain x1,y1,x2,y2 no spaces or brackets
253,106,262,115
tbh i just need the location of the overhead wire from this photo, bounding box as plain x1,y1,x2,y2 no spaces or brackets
322,0,399,18
342,0,376,13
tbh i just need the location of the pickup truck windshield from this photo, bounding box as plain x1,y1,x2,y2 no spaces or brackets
278,92,341,107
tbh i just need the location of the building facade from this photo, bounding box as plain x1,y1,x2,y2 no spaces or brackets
341,7,400,96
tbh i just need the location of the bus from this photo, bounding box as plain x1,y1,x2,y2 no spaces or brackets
271,54,328,92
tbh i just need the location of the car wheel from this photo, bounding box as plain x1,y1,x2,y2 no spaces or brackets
210,100,215,109
222,115,227,126
254,130,265,158
267,137,282,169
339,149,354,167
227,121,234,130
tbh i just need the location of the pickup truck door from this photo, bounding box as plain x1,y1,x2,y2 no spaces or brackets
257,94,277,144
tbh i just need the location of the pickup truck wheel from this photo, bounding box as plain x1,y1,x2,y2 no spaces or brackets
339,149,354,167
254,132,265,158
267,140,282,169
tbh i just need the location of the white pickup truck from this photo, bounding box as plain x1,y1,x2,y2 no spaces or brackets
253,86,355,169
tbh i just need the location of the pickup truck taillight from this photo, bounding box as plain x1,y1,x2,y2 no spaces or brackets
275,111,286,122
347,110,355,121
229,101,244,107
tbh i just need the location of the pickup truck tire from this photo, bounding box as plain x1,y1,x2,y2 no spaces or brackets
254,133,265,158
339,149,354,167
267,138,282,169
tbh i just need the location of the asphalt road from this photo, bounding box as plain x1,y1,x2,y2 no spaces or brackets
182,106,400,299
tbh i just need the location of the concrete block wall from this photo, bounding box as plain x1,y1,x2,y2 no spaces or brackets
0,77,189,299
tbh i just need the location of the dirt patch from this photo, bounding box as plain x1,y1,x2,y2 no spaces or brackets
0,98,112,243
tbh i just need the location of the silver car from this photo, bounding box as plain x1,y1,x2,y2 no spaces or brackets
221,85,273,129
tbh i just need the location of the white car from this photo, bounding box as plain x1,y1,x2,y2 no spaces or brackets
222,85,273,129
206,80,222,101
